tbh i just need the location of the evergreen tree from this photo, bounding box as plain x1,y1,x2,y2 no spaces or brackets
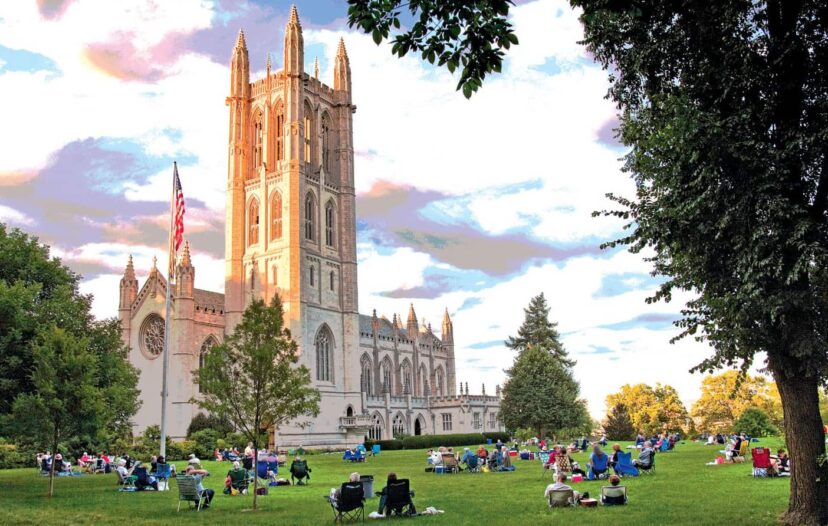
500,345,588,439
603,403,635,441
505,293,573,367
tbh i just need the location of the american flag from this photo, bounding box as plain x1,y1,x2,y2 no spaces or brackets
173,163,185,252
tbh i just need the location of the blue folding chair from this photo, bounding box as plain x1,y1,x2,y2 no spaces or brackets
256,460,269,480
660,440,670,453
588,452,610,480
614,451,639,477
372,444,381,456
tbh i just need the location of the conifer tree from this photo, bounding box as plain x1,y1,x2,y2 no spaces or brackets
603,403,635,441
505,293,573,367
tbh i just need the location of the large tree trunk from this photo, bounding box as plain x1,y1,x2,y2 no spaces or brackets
773,371,828,525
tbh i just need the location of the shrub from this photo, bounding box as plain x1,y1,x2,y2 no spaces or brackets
186,413,234,438
733,408,778,438
483,432,511,443
401,433,486,449
189,429,219,459
0,442,30,469
364,439,403,451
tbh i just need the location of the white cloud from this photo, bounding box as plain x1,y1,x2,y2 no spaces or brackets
0,204,35,225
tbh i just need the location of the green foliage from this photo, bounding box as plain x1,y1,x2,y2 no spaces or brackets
606,384,689,435
603,404,636,441
346,0,518,98
500,345,589,439
0,440,31,469
189,429,220,460
364,439,403,451
187,413,235,438
196,295,320,509
505,293,573,366
734,408,778,438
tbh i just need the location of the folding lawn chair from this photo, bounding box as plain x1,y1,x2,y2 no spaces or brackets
588,453,610,480
733,440,749,463
548,489,576,508
637,454,655,475
614,451,639,477
326,482,365,523
290,459,311,485
601,485,627,505
154,463,171,491
465,454,481,473
752,447,771,477
226,468,250,494
383,479,416,517
175,475,207,512
441,453,459,474
660,440,670,453
371,444,381,457
116,469,137,489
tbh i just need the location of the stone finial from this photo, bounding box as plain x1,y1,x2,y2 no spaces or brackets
465,382,469,394
151,255,157,271
235,29,246,50
288,4,301,27
495,384,501,397
180,240,192,267
124,254,135,281
313,56,319,79
337,37,348,59
482,383,486,395
266,52,272,72
407,303,417,323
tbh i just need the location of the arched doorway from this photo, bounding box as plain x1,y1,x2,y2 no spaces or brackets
414,418,422,436
346,405,354,417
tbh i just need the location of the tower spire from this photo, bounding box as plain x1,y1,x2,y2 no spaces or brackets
333,37,351,94
235,29,246,50
180,240,192,267
284,4,304,75
314,56,319,79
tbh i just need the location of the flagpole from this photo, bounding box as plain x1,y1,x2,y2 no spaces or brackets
159,161,177,458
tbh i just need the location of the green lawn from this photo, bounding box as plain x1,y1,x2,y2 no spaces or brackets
0,440,789,525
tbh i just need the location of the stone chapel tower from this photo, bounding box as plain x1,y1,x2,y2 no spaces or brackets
223,6,363,443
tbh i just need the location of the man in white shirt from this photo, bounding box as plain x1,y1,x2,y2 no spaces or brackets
544,473,580,503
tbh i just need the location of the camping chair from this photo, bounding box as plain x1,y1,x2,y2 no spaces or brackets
133,466,157,491
589,454,610,480
154,463,171,490
256,460,270,481
601,485,628,505
267,460,279,477
116,469,136,489
733,441,749,463
465,454,481,473
637,454,655,475
175,475,207,512
226,468,250,494
539,451,553,478
441,453,459,474
752,447,772,477
548,489,576,508
371,444,381,456
290,459,311,485
614,451,639,477
326,482,365,523
384,479,416,517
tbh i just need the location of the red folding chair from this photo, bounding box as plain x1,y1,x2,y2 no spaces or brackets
752,447,771,477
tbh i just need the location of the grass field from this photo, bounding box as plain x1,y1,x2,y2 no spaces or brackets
0,439,790,525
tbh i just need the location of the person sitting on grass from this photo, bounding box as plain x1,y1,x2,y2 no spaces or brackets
185,465,214,508
476,445,488,462
544,472,585,505
771,449,791,476
608,444,622,474
633,441,654,470
589,445,609,478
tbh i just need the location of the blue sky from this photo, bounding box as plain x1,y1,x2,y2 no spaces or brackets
0,0,724,416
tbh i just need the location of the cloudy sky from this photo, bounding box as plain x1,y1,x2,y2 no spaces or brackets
0,0,727,417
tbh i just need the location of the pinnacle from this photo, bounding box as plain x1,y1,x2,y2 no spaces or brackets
235,29,246,49
288,4,301,26
313,56,319,79
266,52,272,70
124,254,136,280
407,303,417,323
337,37,348,59
181,240,192,267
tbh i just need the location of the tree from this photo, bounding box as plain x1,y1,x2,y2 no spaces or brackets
603,403,635,441
734,408,778,438
691,371,783,433
606,384,689,436
500,345,589,439
195,295,320,510
347,2,828,522
11,327,105,496
505,293,574,366
347,0,518,98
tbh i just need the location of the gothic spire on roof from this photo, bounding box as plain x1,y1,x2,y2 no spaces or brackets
337,37,348,59
313,56,319,79
288,4,301,27
266,52,272,71
124,254,135,281
180,240,192,267
235,29,247,50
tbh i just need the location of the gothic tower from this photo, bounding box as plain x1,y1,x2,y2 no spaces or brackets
224,6,362,442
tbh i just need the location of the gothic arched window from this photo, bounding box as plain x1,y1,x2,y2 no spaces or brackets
315,325,333,382
274,103,285,162
270,191,282,241
381,358,392,394
392,413,405,438
435,367,445,397
360,354,372,395
248,198,259,246
321,113,332,174
369,413,383,441
198,336,218,393
303,101,313,164
401,360,412,395
324,199,335,248
304,192,316,241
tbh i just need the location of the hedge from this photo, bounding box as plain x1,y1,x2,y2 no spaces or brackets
364,432,512,451
483,432,511,443
364,439,403,451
